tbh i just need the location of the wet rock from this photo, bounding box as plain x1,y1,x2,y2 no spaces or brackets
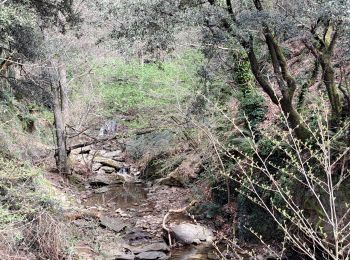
100,216,128,232
171,223,214,245
132,242,169,254
94,157,123,169
101,166,116,173
89,172,124,186
135,251,169,260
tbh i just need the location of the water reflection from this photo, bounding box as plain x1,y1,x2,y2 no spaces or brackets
85,183,148,210
171,244,218,260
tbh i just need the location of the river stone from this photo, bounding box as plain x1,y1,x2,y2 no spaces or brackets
100,216,127,232
101,166,116,173
135,251,169,260
100,243,134,260
89,172,124,186
101,150,123,159
94,157,123,169
124,230,152,242
132,243,169,254
171,223,214,245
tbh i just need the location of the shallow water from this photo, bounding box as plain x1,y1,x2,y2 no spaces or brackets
84,183,219,259
171,244,218,260
85,182,148,210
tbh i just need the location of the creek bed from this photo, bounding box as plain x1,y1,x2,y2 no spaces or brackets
84,182,149,210
83,182,220,259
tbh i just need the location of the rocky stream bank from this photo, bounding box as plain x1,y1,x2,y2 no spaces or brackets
47,137,220,260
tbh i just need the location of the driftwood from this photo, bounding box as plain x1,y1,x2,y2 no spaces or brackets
162,200,197,247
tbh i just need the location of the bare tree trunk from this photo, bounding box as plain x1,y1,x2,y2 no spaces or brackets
53,83,69,175
58,59,69,121
50,58,69,175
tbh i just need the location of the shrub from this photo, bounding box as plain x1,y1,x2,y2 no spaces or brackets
0,157,67,259
193,94,350,258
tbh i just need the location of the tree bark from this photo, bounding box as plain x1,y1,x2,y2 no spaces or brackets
50,58,69,175
245,38,312,141
53,83,69,175
319,53,341,121
58,59,69,121
312,22,343,124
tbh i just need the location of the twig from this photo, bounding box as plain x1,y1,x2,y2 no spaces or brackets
162,200,197,247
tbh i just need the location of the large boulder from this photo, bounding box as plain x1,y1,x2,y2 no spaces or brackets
158,154,202,187
94,157,124,170
236,194,282,242
70,145,92,155
88,172,124,186
170,223,214,245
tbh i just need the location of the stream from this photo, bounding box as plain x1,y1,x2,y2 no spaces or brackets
82,182,218,259
66,134,221,259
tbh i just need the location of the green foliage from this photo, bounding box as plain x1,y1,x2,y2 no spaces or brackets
0,157,61,227
0,5,36,40
96,50,203,114
0,95,53,159
233,55,267,130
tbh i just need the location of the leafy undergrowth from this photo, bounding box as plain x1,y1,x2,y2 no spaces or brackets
0,157,68,259
97,51,202,111
91,50,203,131
0,98,53,164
